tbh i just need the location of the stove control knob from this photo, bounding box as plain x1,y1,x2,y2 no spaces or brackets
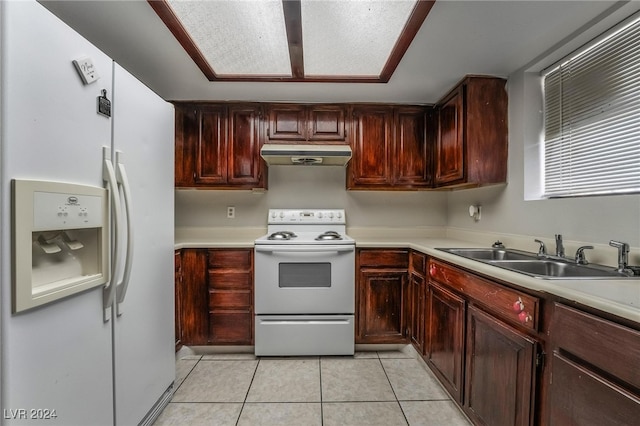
279,211,285,219
337,212,343,219
271,211,277,218
317,212,323,218
329,212,334,218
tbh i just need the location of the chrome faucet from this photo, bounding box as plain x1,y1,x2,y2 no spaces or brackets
534,239,547,256
555,234,565,258
609,240,630,273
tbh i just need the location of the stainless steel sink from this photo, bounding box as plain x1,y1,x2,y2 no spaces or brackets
487,260,632,279
436,247,635,279
440,248,538,261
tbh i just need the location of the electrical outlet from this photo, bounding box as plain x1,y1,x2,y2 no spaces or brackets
227,206,235,219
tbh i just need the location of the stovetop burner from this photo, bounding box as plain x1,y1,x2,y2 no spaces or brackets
267,231,297,240
315,231,343,241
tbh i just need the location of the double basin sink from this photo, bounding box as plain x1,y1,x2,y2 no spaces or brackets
436,247,635,280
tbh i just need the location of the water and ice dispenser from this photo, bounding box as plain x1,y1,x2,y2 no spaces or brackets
12,179,109,313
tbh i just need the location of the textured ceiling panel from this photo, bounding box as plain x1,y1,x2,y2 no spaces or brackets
301,0,417,76
167,0,291,76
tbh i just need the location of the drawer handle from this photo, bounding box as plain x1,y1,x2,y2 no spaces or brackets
429,264,437,276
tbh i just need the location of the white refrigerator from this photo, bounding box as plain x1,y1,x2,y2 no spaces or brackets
0,1,175,425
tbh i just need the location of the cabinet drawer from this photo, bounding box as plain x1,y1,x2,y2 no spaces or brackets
209,312,253,344
208,270,252,289
429,259,539,331
209,289,252,310
552,303,640,389
359,249,409,268
410,251,427,275
208,249,252,268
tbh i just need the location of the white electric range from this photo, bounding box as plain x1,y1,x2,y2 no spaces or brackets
254,209,355,356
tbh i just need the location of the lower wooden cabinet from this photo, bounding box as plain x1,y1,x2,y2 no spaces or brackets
426,282,465,404
548,303,640,425
427,258,541,425
207,249,254,345
465,305,537,426
176,248,254,346
175,250,183,351
356,249,408,343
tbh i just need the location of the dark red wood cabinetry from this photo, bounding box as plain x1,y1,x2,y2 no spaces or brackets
427,258,540,426
174,103,267,189
435,76,508,188
356,249,409,343
406,251,427,352
267,104,346,143
176,248,254,346
426,282,465,404
548,303,640,425
348,105,432,189
207,249,254,345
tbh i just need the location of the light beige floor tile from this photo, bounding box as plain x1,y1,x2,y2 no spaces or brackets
246,359,321,402
354,351,379,359
202,353,257,360
323,402,408,426
153,402,241,426
175,358,199,389
172,360,258,402
381,358,449,401
400,401,472,426
237,402,322,426
378,350,413,359
321,358,395,402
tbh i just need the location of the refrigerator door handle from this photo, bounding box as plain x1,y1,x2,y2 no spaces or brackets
102,147,121,322
115,150,134,315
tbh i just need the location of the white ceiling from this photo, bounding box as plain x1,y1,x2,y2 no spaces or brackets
41,0,625,104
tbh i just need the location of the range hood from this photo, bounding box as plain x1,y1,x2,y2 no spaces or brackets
260,144,352,166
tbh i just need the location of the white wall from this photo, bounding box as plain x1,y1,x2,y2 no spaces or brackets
446,69,640,250
175,166,448,229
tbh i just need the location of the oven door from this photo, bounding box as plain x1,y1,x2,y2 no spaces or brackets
254,244,355,314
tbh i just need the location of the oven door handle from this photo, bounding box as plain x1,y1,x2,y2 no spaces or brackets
255,246,354,254
259,319,352,325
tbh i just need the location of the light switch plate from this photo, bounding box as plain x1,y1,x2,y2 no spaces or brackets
72,57,100,85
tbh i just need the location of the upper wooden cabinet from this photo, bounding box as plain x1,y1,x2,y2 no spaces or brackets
435,76,508,188
174,103,267,189
266,104,346,143
348,105,432,190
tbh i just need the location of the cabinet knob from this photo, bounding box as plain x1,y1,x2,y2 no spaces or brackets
512,298,524,312
518,311,532,324
429,264,437,276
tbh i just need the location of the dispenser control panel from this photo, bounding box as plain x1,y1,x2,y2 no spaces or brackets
33,191,103,231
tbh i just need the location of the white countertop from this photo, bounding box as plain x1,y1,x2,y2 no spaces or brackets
175,226,640,324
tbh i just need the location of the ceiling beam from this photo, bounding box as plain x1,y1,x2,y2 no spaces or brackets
282,0,305,79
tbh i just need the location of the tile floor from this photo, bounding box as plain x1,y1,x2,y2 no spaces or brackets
154,350,472,426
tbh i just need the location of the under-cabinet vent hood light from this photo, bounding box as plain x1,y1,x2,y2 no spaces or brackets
260,144,352,166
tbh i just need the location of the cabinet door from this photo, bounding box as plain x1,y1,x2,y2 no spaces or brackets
348,106,394,188
465,305,537,426
435,87,464,185
426,282,465,403
227,105,265,187
195,106,227,185
395,106,431,187
267,104,306,141
549,353,640,425
406,271,426,352
174,250,182,351
175,106,197,186
357,269,406,343
179,249,209,345
308,105,346,141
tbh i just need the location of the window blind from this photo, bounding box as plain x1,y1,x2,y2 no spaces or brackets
543,15,640,197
